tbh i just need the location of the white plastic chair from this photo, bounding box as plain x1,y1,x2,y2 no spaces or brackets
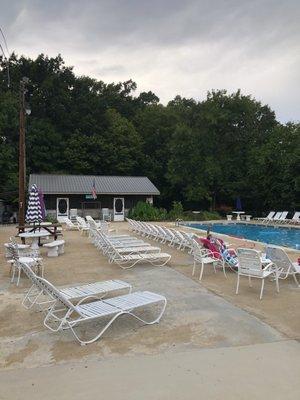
266,246,300,287
236,248,279,299
191,238,224,281
6,240,44,285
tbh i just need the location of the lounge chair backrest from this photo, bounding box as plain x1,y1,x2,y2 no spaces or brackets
273,212,282,220
77,216,89,228
190,237,204,253
279,211,288,220
181,232,195,246
266,246,292,274
35,276,78,312
291,212,300,221
88,218,97,229
99,221,109,234
104,236,122,258
17,260,38,285
266,211,275,219
236,248,263,277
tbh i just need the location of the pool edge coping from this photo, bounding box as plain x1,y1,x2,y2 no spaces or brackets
181,221,300,253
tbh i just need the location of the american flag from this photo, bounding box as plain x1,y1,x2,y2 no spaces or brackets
92,178,97,200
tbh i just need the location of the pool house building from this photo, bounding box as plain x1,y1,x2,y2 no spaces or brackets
29,174,160,222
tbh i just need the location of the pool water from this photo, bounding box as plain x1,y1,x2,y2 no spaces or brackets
184,222,300,250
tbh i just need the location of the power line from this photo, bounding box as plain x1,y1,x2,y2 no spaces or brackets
0,26,10,87
0,27,10,55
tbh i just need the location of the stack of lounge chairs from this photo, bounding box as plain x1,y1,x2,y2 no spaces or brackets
126,219,194,251
256,211,300,225
89,223,171,269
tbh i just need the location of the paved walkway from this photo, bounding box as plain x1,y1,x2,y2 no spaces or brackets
1,340,300,400
0,224,299,399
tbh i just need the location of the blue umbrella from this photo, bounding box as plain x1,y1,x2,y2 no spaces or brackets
236,197,242,211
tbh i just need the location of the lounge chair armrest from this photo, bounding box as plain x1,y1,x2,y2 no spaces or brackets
262,262,274,271
75,295,103,306
209,251,221,258
199,249,211,257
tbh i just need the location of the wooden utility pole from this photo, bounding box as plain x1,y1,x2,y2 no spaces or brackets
18,77,29,230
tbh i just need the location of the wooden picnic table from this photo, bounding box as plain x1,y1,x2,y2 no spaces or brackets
17,223,62,244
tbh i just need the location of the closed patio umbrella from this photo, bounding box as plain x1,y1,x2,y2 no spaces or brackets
236,197,242,211
26,184,43,223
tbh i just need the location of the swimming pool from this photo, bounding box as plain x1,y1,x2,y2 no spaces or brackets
184,222,300,250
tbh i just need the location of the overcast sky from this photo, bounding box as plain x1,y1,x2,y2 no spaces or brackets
1,0,299,122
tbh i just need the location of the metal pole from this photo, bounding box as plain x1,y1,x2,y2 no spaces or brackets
18,78,28,230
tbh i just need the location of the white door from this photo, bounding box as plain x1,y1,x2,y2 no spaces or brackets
57,198,69,221
113,198,125,221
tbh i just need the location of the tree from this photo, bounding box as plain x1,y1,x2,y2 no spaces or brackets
0,54,297,213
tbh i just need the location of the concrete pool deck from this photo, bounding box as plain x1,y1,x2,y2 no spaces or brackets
0,222,299,399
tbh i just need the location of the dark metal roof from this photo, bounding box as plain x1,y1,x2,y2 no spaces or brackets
29,174,160,195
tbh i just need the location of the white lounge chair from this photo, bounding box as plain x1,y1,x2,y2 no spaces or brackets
256,211,275,223
65,218,78,231
266,246,300,286
288,212,300,225
274,211,288,224
35,276,167,345
268,212,282,224
106,238,171,269
76,216,90,235
91,229,148,254
236,248,279,299
18,261,132,311
179,231,195,252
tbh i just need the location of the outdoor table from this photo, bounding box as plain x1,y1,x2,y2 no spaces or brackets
18,223,62,241
232,211,245,221
18,231,50,250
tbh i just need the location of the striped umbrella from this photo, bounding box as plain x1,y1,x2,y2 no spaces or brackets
26,184,43,223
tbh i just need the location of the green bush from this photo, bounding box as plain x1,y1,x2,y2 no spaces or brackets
182,210,221,221
129,201,167,221
168,201,184,220
45,214,58,224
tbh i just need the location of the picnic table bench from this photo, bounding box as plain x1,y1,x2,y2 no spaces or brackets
43,239,65,257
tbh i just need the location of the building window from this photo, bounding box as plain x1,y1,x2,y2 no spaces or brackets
146,197,153,205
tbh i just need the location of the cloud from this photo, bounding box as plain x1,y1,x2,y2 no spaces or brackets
1,0,299,121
